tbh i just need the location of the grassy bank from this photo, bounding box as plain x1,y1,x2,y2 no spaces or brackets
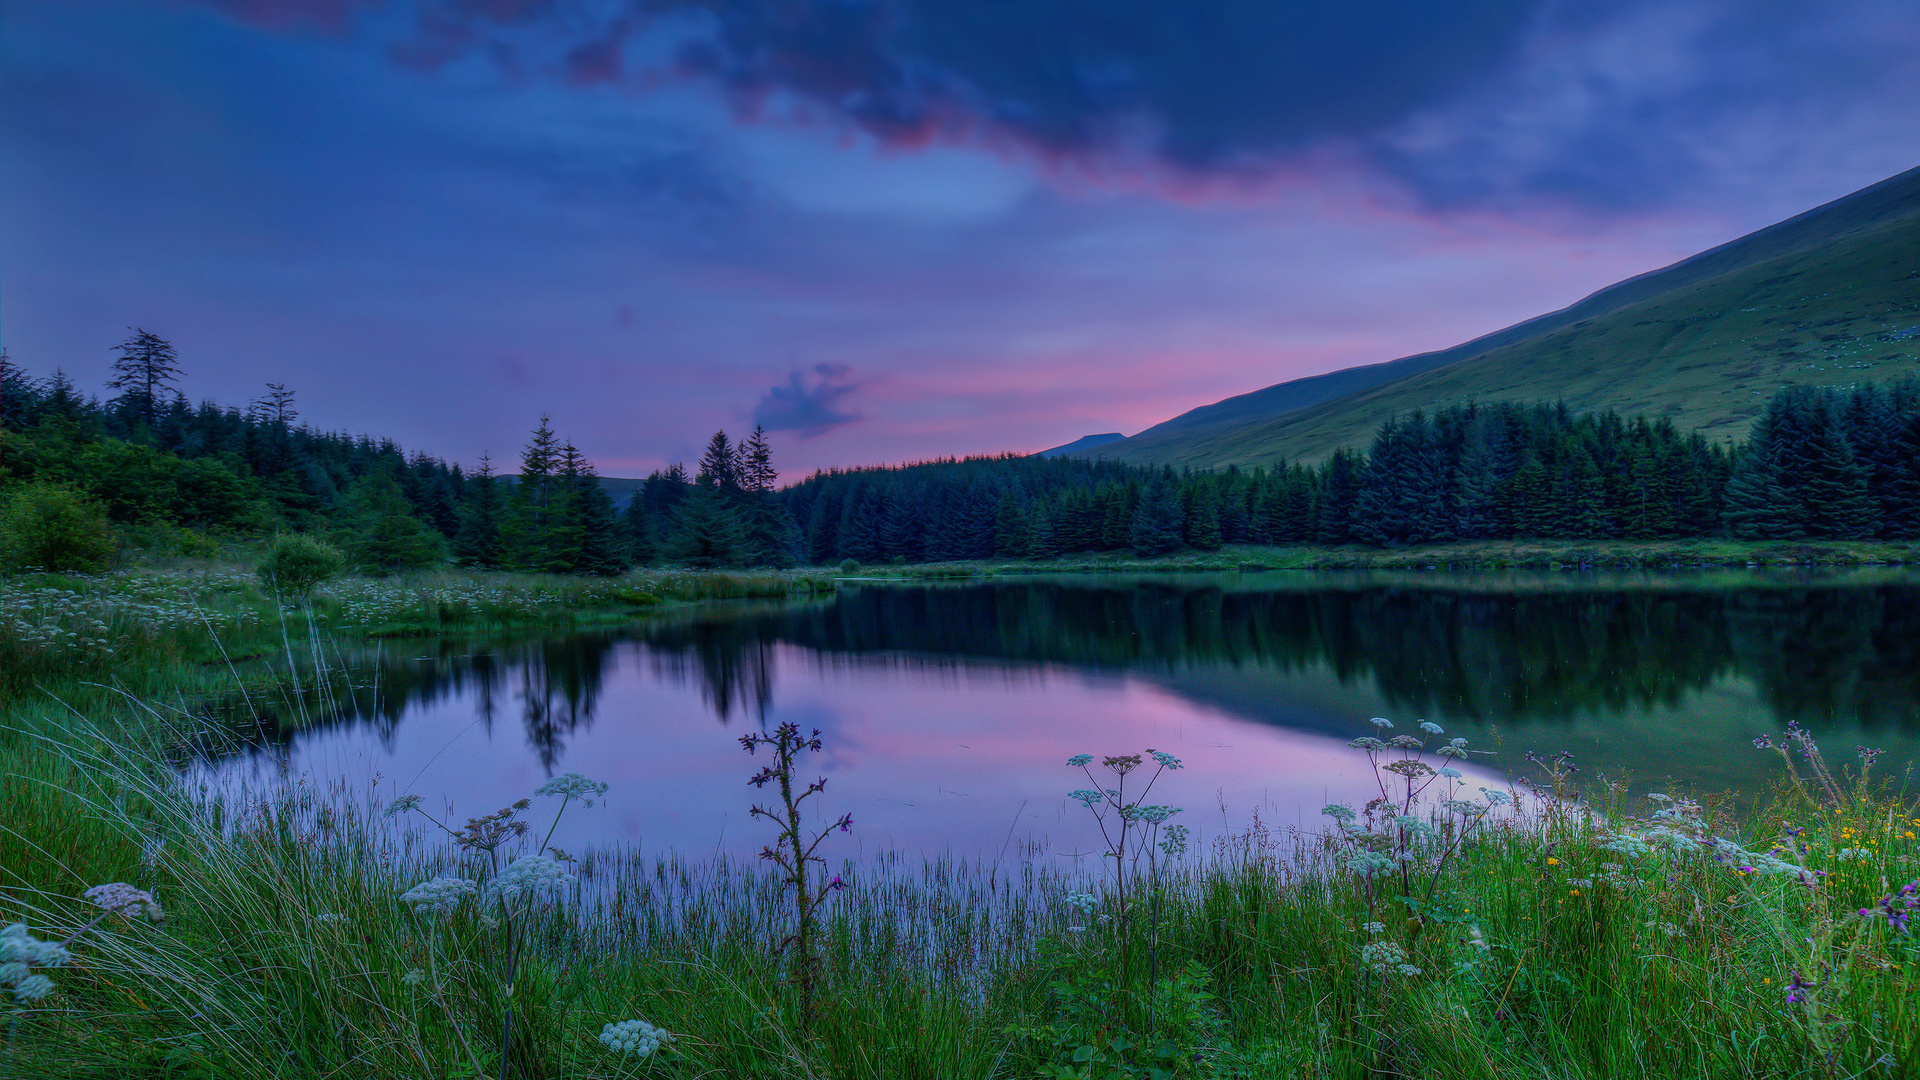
830,537,1920,579
2,696,1916,1078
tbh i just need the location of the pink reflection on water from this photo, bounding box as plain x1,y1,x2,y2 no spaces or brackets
202,643,1507,863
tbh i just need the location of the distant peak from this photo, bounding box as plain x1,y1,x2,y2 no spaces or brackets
1035,433,1127,458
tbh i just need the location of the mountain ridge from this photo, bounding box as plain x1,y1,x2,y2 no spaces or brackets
1087,164,1920,468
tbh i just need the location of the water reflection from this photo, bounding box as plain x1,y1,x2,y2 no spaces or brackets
203,572,1920,857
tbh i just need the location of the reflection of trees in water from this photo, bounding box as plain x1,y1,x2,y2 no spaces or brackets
208,634,624,768
207,579,1920,763
700,581,1920,731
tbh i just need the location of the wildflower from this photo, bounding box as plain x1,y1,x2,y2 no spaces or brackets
599,1018,673,1057
1418,721,1444,735
383,794,423,818
314,913,347,926
1480,788,1511,807
1362,921,1385,935
482,856,575,907
1387,735,1424,750
533,772,610,806
1320,803,1357,824
82,883,164,922
1646,793,1673,804
1069,789,1104,808
1342,850,1398,877
400,876,476,916
1159,823,1190,859
1449,737,1468,748
1394,815,1435,839
1348,737,1387,751
402,968,426,987
1369,717,1394,729
1066,754,1094,768
1546,857,1559,866
1,923,69,1004
1438,767,1463,779
1360,940,1407,972
1395,963,1423,976
1065,892,1099,914
1124,804,1181,824
1146,748,1184,770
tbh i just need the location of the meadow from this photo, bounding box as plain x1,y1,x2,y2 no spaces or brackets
1,561,1916,1079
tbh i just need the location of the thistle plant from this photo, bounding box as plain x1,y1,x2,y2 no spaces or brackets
740,722,852,1037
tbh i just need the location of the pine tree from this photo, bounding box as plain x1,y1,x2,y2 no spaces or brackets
623,493,656,565
698,430,739,491
669,482,746,568
511,415,562,567
453,453,507,569
107,329,183,429
0,349,38,431
567,448,628,575
248,383,298,427
740,425,777,494
1129,482,1185,556
336,469,444,574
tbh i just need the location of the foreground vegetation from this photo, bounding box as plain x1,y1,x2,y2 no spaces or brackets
2,643,1916,1076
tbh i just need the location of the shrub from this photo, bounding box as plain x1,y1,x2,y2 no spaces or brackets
257,533,346,596
838,559,861,573
0,482,116,573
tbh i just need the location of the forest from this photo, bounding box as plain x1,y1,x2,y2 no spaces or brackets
4,331,1919,574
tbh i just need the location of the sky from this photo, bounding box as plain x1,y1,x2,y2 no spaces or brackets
3,0,1918,479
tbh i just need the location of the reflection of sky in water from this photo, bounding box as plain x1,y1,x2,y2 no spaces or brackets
202,643,1505,862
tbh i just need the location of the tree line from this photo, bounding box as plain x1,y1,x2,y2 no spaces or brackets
5,331,1919,575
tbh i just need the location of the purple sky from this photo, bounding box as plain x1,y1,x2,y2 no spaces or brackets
4,0,1918,478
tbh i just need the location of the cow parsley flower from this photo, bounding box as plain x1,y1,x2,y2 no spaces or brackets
1342,850,1398,877
1,923,69,1004
1321,803,1357,824
1147,749,1183,770
1066,754,1094,768
1394,815,1435,839
534,772,609,806
483,856,574,907
1362,921,1385,935
1369,717,1394,729
1069,789,1104,808
1348,737,1386,751
599,1018,673,1057
1360,940,1407,972
400,876,476,915
1124,804,1180,824
1159,823,1190,859
402,968,426,987
83,883,164,922
384,794,423,818
1480,788,1512,807
1065,892,1099,914
1418,721,1444,735
1438,767,1463,779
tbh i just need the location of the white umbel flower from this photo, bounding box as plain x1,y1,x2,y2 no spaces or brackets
482,856,575,907
599,1018,672,1057
534,773,609,806
400,876,476,915
83,882,164,922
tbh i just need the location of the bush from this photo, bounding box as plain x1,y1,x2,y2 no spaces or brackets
838,559,861,573
0,482,116,573
257,533,346,596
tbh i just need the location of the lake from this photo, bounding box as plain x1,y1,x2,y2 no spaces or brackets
199,569,1920,863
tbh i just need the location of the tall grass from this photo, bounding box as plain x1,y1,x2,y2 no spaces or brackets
3,686,1916,1078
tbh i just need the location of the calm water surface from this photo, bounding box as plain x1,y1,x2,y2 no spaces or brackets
199,570,1920,861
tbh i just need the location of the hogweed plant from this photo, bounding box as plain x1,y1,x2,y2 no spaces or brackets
1321,719,1503,924
741,722,852,1037
386,772,615,1079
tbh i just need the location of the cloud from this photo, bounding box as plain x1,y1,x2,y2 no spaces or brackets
752,363,863,437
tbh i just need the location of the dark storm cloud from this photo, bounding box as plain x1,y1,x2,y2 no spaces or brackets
195,0,1546,170
753,364,863,437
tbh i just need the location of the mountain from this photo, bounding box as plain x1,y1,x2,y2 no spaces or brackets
1035,433,1126,458
1088,165,1920,469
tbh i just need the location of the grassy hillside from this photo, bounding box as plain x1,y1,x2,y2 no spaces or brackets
1096,165,1920,468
